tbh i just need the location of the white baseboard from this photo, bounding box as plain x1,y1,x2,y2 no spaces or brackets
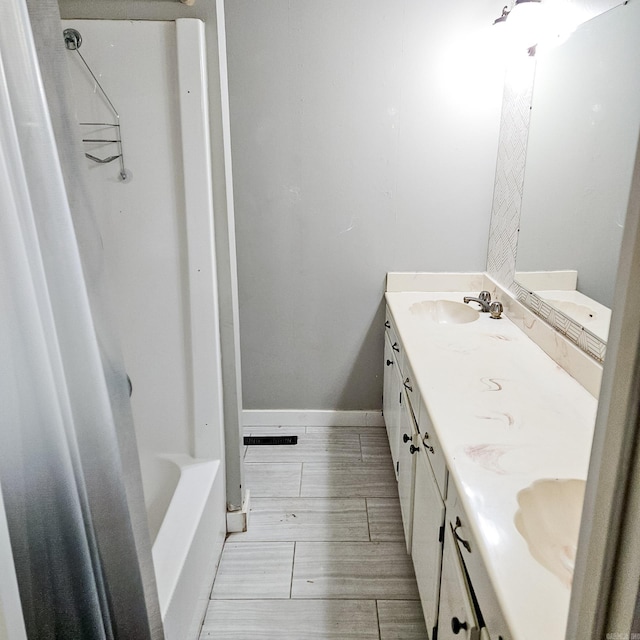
242,410,385,428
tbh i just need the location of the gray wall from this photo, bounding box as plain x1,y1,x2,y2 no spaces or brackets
226,0,505,410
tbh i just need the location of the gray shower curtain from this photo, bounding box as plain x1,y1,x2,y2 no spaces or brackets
0,0,163,638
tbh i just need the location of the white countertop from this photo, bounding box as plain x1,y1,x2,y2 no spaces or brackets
385,290,598,640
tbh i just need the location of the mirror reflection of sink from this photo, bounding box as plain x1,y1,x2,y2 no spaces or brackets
408,300,480,325
514,478,586,588
546,299,596,325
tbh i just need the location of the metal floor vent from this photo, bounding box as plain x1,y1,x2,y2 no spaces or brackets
243,435,298,446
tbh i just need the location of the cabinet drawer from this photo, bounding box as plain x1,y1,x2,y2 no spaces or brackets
384,307,404,373
418,398,447,500
446,482,511,640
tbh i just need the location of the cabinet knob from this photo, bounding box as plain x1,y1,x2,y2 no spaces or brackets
409,444,419,454
403,433,412,443
385,321,391,328
392,342,400,352
386,359,394,366
451,617,468,634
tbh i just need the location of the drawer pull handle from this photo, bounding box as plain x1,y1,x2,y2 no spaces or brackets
403,433,412,443
409,444,419,454
392,342,400,353
385,321,391,328
403,378,413,392
425,444,434,454
386,359,394,366
451,617,468,634
453,516,471,553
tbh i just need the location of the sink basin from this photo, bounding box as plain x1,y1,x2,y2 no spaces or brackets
408,300,479,325
514,478,586,587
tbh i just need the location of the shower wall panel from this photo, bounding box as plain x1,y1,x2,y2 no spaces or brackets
62,19,222,530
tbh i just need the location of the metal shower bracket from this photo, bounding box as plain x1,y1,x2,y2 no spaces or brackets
63,28,128,181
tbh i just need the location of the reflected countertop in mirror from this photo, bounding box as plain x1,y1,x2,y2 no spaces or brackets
513,0,640,347
517,271,612,342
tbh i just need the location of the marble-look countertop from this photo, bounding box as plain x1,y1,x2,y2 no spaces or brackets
385,290,598,640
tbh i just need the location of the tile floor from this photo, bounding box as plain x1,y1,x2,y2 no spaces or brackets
199,425,427,639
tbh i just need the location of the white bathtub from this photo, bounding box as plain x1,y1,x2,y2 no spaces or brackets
150,455,225,639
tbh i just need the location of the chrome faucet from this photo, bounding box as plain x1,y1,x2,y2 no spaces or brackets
463,290,492,312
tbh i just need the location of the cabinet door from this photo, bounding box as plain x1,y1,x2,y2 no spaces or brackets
438,526,480,640
411,450,445,640
398,399,418,552
383,335,402,478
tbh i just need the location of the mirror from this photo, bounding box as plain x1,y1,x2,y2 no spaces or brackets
514,1,640,343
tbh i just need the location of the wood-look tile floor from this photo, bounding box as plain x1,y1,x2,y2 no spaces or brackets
200,426,427,640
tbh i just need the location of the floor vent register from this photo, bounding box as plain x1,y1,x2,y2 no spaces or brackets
243,435,298,446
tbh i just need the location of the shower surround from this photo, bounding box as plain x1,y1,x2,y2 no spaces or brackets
63,18,227,639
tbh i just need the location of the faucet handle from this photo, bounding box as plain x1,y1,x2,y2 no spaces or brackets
478,291,491,303
489,300,503,319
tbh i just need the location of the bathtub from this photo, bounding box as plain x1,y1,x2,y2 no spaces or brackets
149,455,225,639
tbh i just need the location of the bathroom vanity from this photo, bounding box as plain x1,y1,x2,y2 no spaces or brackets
383,273,598,640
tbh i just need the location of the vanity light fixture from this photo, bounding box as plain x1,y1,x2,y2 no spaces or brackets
510,0,542,17
509,0,545,47
492,0,546,51
492,5,510,26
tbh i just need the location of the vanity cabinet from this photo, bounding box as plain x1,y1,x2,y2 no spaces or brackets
383,283,595,640
384,307,446,626
384,312,421,550
383,304,498,640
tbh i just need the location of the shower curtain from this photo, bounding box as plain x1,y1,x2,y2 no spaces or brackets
0,1,163,638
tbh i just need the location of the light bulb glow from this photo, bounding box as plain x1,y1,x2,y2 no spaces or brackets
508,0,547,48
